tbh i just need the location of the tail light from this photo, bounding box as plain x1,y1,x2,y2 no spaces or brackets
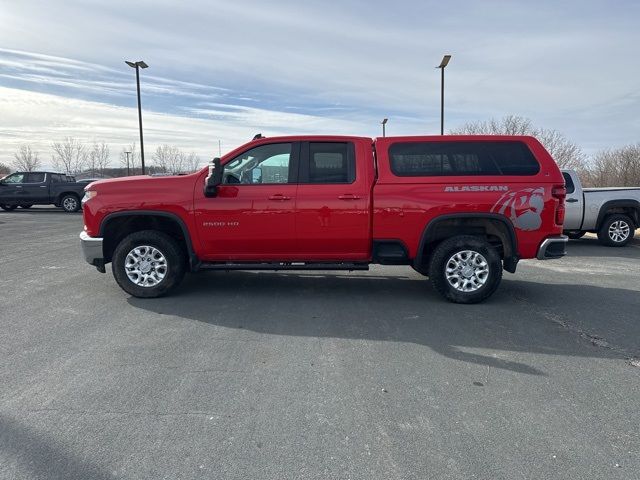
552,185,566,225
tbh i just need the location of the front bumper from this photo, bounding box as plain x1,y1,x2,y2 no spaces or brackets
536,235,568,260
80,231,105,272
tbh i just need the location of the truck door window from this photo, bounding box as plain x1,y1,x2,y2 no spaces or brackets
3,173,25,184
26,173,45,183
303,142,355,184
562,172,575,194
223,143,293,184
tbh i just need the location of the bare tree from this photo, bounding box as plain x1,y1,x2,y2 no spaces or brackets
153,145,184,174
119,142,140,175
450,115,586,169
13,145,42,172
51,137,87,174
183,151,201,172
87,142,110,176
0,162,11,175
586,144,640,187
452,115,534,136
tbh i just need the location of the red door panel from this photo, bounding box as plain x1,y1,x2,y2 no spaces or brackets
295,141,371,260
194,184,298,261
296,185,370,259
193,141,299,261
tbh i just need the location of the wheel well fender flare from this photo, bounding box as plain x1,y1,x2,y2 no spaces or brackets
596,200,640,229
56,191,80,204
99,210,198,269
415,213,518,268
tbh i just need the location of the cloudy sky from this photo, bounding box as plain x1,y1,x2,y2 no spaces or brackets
0,0,638,168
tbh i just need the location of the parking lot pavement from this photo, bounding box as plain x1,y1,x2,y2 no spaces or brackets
0,208,639,480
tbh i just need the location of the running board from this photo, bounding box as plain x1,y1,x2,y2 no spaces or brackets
198,262,370,271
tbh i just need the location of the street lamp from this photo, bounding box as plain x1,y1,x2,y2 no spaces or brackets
381,118,388,137
436,55,451,135
125,60,149,174
125,151,131,176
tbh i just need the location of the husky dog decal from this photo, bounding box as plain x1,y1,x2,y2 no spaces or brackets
491,187,545,231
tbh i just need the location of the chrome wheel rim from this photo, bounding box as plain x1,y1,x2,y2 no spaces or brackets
125,245,168,287
608,220,630,243
63,197,77,210
445,250,489,292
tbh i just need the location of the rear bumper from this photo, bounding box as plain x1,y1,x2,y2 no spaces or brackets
80,231,105,272
536,235,568,260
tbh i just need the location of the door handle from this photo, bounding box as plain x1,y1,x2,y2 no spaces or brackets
566,198,579,203
338,194,360,200
40,185,47,188
16,186,22,189
268,194,291,201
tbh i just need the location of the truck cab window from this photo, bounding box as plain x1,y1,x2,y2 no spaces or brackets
562,172,575,194
223,143,292,184
3,173,25,184
305,142,355,184
26,173,45,183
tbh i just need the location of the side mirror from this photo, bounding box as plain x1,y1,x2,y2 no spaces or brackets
251,167,262,184
204,158,223,197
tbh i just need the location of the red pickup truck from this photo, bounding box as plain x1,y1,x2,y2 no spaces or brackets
80,135,567,303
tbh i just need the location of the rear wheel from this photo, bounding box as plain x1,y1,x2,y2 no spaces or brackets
0,204,17,211
597,214,634,247
428,235,503,304
20,204,33,209
60,194,80,213
112,230,186,298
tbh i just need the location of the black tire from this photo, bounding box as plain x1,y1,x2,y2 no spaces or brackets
0,204,17,211
112,230,186,298
428,235,503,304
597,214,635,247
566,231,586,240
20,204,33,209
60,194,80,213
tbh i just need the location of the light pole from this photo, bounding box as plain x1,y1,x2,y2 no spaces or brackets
436,55,451,135
381,118,388,137
125,60,149,174
125,151,131,176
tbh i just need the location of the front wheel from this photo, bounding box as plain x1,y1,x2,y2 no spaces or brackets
428,235,503,304
597,214,634,247
60,194,80,213
0,204,17,211
112,230,186,298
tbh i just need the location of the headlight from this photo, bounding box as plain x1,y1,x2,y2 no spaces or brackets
82,190,97,203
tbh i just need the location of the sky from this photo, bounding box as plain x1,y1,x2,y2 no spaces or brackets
0,0,638,169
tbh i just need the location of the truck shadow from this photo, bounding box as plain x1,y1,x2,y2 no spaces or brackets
0,414,114,480
566,234,640,258
0,207,79,215
128,270,640,377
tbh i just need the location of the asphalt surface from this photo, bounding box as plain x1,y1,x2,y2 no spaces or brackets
1,207,639,480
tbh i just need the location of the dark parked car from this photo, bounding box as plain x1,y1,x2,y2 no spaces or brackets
0,171,87,212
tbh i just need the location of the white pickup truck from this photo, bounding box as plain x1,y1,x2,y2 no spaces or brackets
562,170,640,246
